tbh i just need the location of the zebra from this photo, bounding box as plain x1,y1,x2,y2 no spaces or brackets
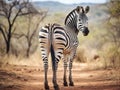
39,6,90,90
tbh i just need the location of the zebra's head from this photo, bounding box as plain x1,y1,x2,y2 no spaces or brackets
76,6,90,36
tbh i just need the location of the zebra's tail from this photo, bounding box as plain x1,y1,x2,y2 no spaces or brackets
50,25,56,70
50,44,56,70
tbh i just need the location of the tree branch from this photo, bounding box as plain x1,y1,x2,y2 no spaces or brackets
0,25,7,44
11,9,21,27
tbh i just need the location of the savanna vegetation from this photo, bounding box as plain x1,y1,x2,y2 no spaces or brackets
0,0,47,58
0,0,120,90
0,0,120,69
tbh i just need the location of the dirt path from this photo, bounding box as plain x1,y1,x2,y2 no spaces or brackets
0,63,120,90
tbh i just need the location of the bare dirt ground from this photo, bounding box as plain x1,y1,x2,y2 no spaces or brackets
0,63,120,90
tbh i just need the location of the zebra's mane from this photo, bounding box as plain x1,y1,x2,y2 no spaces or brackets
64,9,76,25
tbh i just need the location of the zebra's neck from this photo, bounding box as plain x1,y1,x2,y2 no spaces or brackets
65,10,79,34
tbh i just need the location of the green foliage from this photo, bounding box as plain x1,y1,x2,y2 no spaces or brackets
95,0,120,69
108,0,120,17
102,44,120,68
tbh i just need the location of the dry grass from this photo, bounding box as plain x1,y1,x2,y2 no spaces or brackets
0,52,42,67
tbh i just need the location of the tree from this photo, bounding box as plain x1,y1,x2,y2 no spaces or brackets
107,0,120,45
13,11,47,57
0,0,39,54
25,12,47,57
105,0,120,67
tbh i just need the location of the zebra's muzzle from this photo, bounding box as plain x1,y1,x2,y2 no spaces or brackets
82,27,89,36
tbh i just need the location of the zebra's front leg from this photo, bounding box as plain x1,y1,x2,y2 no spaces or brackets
69,59,74,86
43,57,49,90
63,59,68,86
52,61,60,90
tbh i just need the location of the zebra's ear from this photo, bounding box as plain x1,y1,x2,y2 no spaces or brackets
85,6,90,14
76,6,80,13
76,6,84,13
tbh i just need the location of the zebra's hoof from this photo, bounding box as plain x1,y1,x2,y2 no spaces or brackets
44,83,49,90
69,82,74,86
45,86,49,90
63,82,68,86
54,85,60,90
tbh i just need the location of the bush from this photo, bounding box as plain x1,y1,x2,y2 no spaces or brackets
75,46,87,63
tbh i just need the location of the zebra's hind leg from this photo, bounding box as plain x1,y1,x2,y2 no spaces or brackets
63,59,68,86
43,57,49,90
52,61,60,90
69,59,74,86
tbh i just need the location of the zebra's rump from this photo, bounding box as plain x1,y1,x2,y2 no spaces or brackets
39,23,69,51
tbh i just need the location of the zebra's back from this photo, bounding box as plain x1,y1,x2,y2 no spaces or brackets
39,23,78,57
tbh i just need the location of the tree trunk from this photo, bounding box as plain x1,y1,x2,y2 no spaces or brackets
26,47,30,57
26,42,31,57
6,40,10,54
6,27,12,54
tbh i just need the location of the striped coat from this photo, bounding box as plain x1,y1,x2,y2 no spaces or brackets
39,6,90,90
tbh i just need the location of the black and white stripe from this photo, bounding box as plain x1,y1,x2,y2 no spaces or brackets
39,6,90,90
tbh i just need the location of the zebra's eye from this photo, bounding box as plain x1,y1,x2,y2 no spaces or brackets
79,18,81,21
